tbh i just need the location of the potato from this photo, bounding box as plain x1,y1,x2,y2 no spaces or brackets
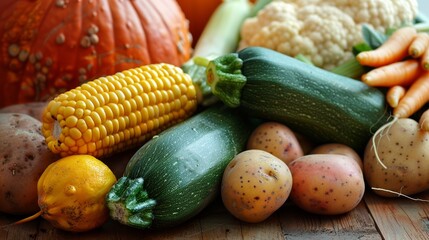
289,154,365,215
247,122,303,165
363,118,429,197
311,143,363,170
0,102,48,121
294,132,316,155
221,149,292,223
0,113,59,215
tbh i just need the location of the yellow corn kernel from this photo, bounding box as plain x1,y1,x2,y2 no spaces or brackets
90,111,102,126
76,119,87,132
74,108,85,119
87,142,96,153
78,145,88,154
76,139,85,147
83,129,92,142
84,115,95,129
69,127,82,140
42,63,198,158
65,116,78,128
64,136,76,147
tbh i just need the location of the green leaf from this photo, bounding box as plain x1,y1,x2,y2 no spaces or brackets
352,42,373,55
361,24,387,49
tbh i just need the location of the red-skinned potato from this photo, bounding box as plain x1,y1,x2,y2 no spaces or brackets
310,143,363,170
0,113,59,215
247,122,304,165
289,154,365,215
221,149,292,223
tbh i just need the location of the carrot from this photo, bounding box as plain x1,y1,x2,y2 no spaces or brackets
356,26,417,67
419,108,429,131
408,32,429,58
386,85,406,108
371,71,429,169
361,59,421,87
422,45,429,71
393,71,429,119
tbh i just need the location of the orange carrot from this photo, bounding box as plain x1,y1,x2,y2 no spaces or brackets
408,32,429,58
422,45,429,71
356,26,417,67
393,71,429,118
386,85,406,108
361,59,421,87
419,108,429,131
371,71,429,169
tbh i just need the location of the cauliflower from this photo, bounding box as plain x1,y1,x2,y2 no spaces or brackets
239,0,418,70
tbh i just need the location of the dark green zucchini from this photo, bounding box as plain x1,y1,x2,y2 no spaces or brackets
206,46,390,152
106,105,255,229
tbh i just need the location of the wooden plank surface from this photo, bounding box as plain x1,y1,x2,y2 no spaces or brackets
279,200,381,240
365,191,429,240
3,191,429,240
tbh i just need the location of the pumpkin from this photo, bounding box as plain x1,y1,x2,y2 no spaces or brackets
0,0,192,108
176,0,222,46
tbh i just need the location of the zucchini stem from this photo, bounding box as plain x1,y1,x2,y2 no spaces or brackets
181,0,252,107
106,177,157,229
206,53,246,108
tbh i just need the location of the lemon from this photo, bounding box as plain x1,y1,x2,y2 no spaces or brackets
36,155,117,232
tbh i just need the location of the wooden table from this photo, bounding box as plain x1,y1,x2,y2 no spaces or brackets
1,190,429,240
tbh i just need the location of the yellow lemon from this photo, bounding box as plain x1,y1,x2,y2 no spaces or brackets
36,155,117,232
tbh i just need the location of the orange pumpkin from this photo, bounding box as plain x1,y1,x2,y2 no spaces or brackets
0,0,192,108
176,0,222,47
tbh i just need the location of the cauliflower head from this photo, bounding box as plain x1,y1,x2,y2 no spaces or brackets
239,0,418,70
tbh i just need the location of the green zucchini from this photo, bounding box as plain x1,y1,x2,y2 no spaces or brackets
206,46,390,152
106,105,255,229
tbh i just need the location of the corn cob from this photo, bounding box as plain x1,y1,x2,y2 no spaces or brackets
41,63,198,158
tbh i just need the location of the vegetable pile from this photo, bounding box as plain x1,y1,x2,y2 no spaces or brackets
0,0,192,108
15,155,117,232
356,26,429,124
352,23,429,198
1,0,429,235
0,113,59,215
239,0,418,70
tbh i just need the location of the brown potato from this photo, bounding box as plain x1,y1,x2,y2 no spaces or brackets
0,113,59,215
247,122,303,165
221,149,292,223
364,118,429,197
0,102,48,121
